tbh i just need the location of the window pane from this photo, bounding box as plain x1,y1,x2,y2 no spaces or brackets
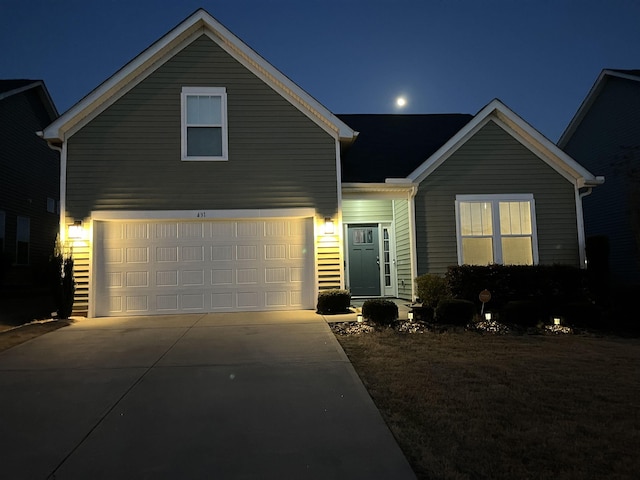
186,96,200,124
500,201,532,235
462,237,493,265
187,127,222,156
460,202,492,236
187,95,221,125
502,237,533,265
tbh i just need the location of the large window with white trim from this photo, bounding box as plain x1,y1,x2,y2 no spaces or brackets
181,87,228,161
455,194,538,266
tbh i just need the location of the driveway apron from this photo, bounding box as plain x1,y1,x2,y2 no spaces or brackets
0,311,416,479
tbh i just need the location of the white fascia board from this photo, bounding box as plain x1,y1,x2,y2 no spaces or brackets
342,182,418,200
409,98,602,188
407,100,500,184
91,208,317,221
42,9,355,143
42,16,203,142
490,103,603,188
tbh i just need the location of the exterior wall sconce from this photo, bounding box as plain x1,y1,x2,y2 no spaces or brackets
324,217,334,235
68,220,83,240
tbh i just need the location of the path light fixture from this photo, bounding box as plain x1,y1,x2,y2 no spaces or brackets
484,312,492,321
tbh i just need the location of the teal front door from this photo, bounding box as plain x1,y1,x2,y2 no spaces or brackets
347,224,380,296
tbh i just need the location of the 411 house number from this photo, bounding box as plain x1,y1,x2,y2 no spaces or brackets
196,211,207,218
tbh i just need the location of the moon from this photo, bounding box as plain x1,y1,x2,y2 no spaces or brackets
396,96,407,108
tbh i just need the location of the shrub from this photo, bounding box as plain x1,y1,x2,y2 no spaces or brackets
500,299,546,328
415,273,450,309
557,301,602,329
411,305,434,323
435,299,475,326
50,253,75,320
362,299,398,327
316,289,351,314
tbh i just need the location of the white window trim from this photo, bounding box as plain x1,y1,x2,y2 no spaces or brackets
455,193,539,265
181,86,228,161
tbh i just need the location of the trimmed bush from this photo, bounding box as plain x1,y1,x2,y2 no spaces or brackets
435,298,475,326
362,299,398,327
500,299,546,328
415,273,450,309
411,305,434,322
557,301,602,329
316,289,351,314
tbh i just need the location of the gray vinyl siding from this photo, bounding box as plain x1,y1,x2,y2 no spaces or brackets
342,199,393,222
393,199,412,300
65,34,339,222
561,76,640,286
416,120,580,275
0,87,59,272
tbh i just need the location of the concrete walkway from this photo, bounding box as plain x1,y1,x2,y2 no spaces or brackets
0,310,416,479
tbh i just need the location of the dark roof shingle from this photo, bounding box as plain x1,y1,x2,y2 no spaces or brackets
337,113,473,182
0,79,40,96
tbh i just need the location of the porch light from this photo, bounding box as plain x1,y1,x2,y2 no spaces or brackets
68,220,83,239
324,217,334,235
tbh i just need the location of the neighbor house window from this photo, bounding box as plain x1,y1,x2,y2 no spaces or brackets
181,86,228,161
455,194,538,266
16,216,30,265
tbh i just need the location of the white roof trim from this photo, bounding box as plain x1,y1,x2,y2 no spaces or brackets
558,69,640,147
407,98,603,188
42,8,355,142
342,182,418,199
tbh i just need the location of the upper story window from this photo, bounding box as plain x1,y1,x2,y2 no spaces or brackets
455,194,538,266
181,87,228,161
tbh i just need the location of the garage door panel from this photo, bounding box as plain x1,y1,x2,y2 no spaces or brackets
95,218,313,316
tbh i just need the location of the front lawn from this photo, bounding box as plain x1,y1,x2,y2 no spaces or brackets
334,324,640,480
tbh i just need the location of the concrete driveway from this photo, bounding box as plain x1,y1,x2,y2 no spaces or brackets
0,310,416,479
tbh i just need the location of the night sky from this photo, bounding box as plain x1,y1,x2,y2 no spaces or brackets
2,0,639,142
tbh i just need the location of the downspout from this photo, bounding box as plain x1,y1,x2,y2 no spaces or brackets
577,175,605,269
408,184,419,301
37,132,66,244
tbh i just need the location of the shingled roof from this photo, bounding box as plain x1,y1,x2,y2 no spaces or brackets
337,113,472,182
0,79,41,96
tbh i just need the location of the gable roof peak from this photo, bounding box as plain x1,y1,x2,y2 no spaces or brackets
42,7,354,142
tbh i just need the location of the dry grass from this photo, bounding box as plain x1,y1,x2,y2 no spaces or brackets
335,327,640,480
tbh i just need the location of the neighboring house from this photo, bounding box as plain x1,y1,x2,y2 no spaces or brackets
0,79,59,286
41,9,603,317
558,69,640,290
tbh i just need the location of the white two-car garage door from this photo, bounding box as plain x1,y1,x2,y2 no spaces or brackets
93,218,314,316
